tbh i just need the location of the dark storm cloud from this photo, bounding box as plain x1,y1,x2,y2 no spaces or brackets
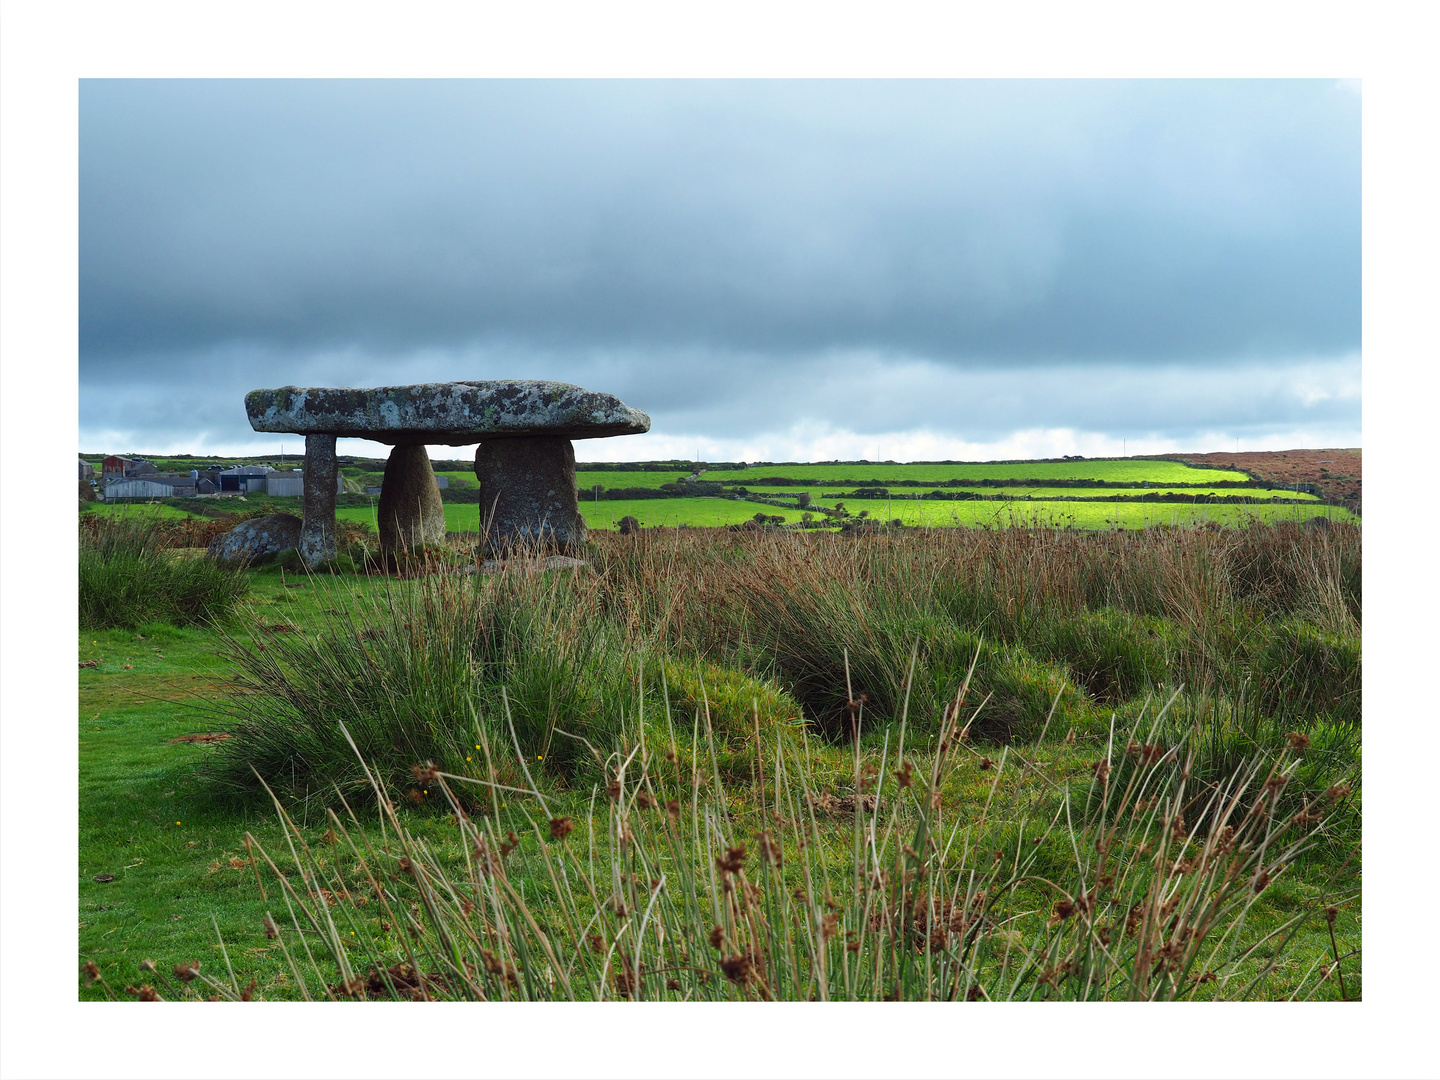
79,79,1359,451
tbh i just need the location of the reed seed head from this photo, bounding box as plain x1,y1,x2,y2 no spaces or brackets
1049,898,1076,926
719,954,754,986
716,844,746,875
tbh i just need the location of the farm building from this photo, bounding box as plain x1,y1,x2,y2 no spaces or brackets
102,478,180,501
99,472,217,500
101,456,157,479
79,459,95,481
217,466,274,493
262,470,346,497
262,473,305,497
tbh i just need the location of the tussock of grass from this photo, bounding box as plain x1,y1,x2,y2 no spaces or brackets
79,515,249,629
200,524,1360,807
200,565,640,805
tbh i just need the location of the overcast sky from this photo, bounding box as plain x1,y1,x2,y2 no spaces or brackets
79,79,1360,463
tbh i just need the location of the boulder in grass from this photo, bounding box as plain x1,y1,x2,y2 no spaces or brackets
206,513,304,564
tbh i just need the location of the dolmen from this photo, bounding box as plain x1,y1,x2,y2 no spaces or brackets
244,380,649,567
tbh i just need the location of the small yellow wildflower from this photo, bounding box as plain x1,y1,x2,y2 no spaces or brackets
176,821,181,826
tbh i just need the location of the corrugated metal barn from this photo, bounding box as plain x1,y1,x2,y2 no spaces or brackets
262,472,346,497
102,479,178,501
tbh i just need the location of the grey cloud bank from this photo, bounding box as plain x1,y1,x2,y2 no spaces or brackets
79,79,1360,458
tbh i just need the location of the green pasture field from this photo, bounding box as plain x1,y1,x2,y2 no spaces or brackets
701,459,1252,484
567,469,697,490
333,499,801,534
80,502,200,521
335,501,480,534
770,485,1317,503
865,499,1357,530
566,460,1255,491
87,494,1349,534
572,497,804,529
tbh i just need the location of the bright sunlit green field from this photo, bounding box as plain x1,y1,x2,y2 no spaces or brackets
701,459,1252,484
868,499,1357,529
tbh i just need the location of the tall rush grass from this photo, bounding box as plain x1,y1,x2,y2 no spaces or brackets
163,665,1357,1002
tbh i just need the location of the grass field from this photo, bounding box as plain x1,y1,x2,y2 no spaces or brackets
700,460,1253,484
832,486,1318,500
78,516,1361,1002
79,501,197,520
845,499,1357,530
88,455,1337,543
88,494,1354,534
571,497,806,529
78,587,485,999
558,473,1321,500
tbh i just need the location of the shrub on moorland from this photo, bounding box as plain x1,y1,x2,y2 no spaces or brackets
79,515,249,629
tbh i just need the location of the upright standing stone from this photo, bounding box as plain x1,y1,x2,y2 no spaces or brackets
378,444,447,555
299,434,338,568
474,435,585,554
